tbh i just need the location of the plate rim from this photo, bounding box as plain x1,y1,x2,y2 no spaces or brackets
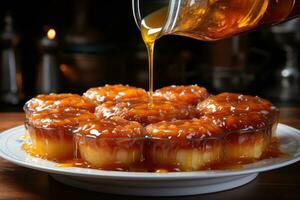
0,124,300,180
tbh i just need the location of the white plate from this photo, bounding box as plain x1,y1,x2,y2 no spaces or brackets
0,124,300,196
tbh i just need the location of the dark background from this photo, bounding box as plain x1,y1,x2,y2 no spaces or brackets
0,0,299,111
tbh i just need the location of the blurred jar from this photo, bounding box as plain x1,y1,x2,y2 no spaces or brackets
59,0,127,93
0,13,23,106
207,36,253,92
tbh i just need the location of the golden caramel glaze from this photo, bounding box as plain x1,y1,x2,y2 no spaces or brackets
27,108,96,129
197,93,279,118
146,118,223,140
83,84,148,105
24,93,95,115
75,117,145,139
154,85,210,105
203,112,272,132
95,99,199,126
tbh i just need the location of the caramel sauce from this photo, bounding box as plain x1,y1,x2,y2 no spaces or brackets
22,143,70,162
22,143,37,156
261,137,286,159
54,159,181,172
56,159,91,168
20,133,30,141
22,142,64,162
96,99,199,126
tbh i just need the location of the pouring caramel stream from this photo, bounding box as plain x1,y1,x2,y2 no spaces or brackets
141,8,167,105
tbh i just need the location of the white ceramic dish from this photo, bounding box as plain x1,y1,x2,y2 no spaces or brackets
0,124,300,196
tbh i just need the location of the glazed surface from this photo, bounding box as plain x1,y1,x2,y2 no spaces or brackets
75,117,145,139
27,108,96,128
154,85,210,105
197,93,279,117
24,93,95,114
95,99,199,126
146,118,223,139
83,84,148,105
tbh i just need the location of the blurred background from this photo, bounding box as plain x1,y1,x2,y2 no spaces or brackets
0,0,300,112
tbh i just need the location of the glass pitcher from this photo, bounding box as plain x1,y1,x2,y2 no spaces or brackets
132,0,300,41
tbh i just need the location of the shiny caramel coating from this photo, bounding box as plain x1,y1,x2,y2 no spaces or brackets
154,85,210,105
24,93,95,115
146,118,223,140
83,84,148,105
197,93,279,118
95,99,199,126
146,112,271,139
205,112,271,132
28,108,96,129
75,117,145,139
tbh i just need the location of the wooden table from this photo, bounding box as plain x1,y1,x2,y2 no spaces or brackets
0,109,300,200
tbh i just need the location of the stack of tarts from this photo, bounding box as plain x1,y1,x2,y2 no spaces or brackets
24,85,279,172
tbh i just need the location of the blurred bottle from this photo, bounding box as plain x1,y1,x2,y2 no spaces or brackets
264,18,300,104
0,13,23,105
208,36,253,92
36,28,60,94
60,0,127,93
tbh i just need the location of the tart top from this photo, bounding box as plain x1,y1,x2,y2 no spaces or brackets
24,93,95,114
146,112,271,140
154,85,210,105
75,117,145,139
146,118,223,139
197,92,278,116
95,99,199,126
203,112,272,132
83,84,148,105
27,108,96,129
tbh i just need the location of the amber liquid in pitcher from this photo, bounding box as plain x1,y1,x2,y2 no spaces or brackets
140,0,300,103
